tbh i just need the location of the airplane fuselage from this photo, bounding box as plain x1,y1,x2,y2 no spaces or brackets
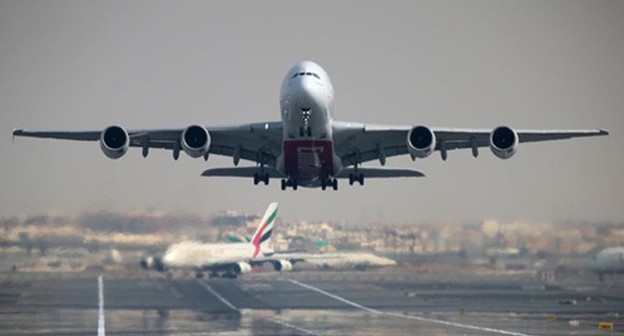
163,241,256,268
277,61,342,188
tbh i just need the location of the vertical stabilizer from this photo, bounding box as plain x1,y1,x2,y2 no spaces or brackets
250,202,278,257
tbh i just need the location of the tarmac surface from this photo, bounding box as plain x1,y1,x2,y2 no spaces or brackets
1,270,623,335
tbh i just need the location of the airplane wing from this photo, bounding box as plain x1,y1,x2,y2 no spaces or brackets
13,122,283,166
332,121,609,165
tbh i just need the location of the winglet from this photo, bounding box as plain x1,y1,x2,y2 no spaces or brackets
599,129,609,136
12,128,21,143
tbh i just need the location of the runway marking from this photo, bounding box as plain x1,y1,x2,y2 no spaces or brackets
196,279,320,336
97,275,105,336
195,279,238,311
288,278,536,336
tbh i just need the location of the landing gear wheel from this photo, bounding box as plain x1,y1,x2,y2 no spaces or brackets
263,173,269,185
332,178,338,190
281,179,287,190
253,173,260,185
348,173,364,186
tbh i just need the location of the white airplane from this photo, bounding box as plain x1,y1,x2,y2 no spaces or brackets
13,61,609,190
587,247,624,281
282,252,397,271
141,202,301,278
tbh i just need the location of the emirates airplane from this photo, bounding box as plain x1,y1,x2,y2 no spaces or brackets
140,202,295,278
13,61,608,190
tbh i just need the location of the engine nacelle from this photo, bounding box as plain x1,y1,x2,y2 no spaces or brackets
273,259,293,272
489,126,518,159
234,261,252,274
407,125,436,159
140,257,153,270
100,125,129,159
181,125,211,158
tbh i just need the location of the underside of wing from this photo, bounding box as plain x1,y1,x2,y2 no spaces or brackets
13,122,284,165
13,129,101,141
333,121,609,164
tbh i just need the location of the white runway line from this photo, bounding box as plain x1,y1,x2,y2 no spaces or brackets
97,275,105,336
195,279,239,312
195,279,319,336
288,278,536,336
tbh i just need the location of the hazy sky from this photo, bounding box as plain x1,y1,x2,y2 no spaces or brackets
1,1,623,224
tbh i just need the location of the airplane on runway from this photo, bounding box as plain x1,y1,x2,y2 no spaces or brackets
13,61,609,190
587,247,624,282
140,202,302,278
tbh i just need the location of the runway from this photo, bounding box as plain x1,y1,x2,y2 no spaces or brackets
1,271,623,335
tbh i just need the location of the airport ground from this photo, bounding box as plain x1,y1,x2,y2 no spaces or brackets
1,267,623,336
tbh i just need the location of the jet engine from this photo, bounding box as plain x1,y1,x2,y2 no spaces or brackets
273,259,293,272
234,261,252,274
140,257,153,269
100,125,129,159
407,125,436,159
181,125,211,158
489,126,518,159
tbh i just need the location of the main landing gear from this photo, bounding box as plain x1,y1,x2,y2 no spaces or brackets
348,173,364,186
321,177,338,191
281,177,298,190
253,172,269,185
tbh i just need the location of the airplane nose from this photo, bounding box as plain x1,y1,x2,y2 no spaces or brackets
292,78,325,107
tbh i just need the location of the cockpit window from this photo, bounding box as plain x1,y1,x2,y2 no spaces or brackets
291,72,321,79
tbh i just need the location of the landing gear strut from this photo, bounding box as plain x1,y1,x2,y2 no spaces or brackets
299,126,312,137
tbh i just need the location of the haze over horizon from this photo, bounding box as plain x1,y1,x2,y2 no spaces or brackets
1,1,623,224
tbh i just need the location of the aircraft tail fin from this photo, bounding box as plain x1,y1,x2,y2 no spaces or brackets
250,202,278,257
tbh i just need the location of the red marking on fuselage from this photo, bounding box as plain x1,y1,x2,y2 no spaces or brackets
283,140,334,181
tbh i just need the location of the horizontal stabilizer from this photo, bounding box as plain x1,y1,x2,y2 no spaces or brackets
201,167,285,178
336,168,425,178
